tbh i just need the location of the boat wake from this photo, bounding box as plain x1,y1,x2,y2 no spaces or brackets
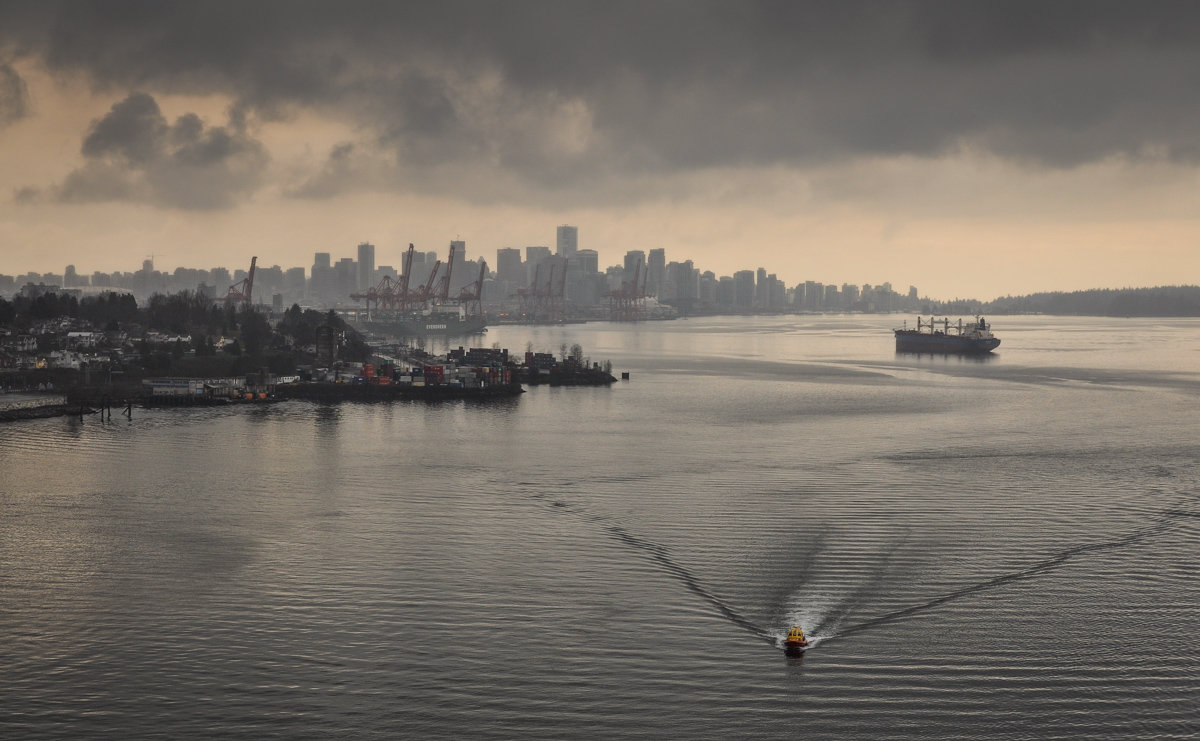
819,511,1186,643
522,483,1199,653
606,524,776,646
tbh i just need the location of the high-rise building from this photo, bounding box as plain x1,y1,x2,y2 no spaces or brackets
666,260,697,301
525,246,552,286
284,267,306,300
734,270,756,308
335,257,356,300
647,248,665,297
448,240,468,286
699,271,718,304
718,276,736,307
356,242,375,291
623,250,646,287
525,246,552,264
804,281,823,310
311,252,332,299
556,225,578,259
575,249,599,275
496,248,523,284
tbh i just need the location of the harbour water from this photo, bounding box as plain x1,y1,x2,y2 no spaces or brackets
2,314,1199,739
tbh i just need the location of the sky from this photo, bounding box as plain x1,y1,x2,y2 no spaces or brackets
2,1,1200,301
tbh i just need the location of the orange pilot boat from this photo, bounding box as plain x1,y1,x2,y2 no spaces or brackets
784,624,808,653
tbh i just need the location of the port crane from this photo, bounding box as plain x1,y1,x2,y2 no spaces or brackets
605,259,646,321
348,242,487,319
516,258,567,322
415,260,442,306
456,262,487,318
436,242,457,304
223,255,257,308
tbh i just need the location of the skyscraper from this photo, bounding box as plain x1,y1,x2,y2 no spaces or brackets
311,252,332,299
525,246,552,286
734,270,756,308
623,250,646,287
647,248,665,297
575,249,599,275
496,248,523,285
449,240,467,285
556,225,578,259
356,242,375,291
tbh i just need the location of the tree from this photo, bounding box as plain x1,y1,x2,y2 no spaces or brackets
238,307,272,357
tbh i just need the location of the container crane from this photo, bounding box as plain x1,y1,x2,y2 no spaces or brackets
224,256,257,308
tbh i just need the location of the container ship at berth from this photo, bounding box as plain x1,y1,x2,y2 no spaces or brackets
894,316,1000,354
351,242,487,338
365,303,487,338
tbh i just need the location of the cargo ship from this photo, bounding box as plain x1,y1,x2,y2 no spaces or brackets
894,316,1000,354
363,303,487,338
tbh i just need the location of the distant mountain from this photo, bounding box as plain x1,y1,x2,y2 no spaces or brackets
983,286,1200,317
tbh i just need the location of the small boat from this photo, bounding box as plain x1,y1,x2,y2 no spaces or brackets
784,624,808,653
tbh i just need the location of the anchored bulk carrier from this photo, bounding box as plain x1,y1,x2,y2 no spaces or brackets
894,316,1000,354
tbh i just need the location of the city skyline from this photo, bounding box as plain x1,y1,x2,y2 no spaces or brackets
4,3,1200,300
0,225,919,311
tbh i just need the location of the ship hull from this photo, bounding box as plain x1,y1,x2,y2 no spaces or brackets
365,314,487,337
895,331,1000,354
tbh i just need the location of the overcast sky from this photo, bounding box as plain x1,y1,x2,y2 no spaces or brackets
2,1,1199,299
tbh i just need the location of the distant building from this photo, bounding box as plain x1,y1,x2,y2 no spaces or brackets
699,271,718,305
449,240,468,284
311,252,333,300
734,270,756,309
647,248,665,297
496,248,523,285
666,260,697,302
525,246,552,285
334,257,355,301
284,267,306,300
356,242,375,291
556,225,578,259
717,275,735,307
623,250,646,287
575,249,599,275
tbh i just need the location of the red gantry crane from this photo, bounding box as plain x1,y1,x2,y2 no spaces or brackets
224,256,257,308
456,261,487,318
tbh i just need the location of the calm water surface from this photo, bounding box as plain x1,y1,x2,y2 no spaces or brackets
2,315,1199,739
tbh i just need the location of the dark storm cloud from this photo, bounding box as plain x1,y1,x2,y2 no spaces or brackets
4,1,1200,202
0,62,30,126
55,92,269,209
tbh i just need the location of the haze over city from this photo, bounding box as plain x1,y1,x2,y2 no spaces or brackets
3,1,1200,300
